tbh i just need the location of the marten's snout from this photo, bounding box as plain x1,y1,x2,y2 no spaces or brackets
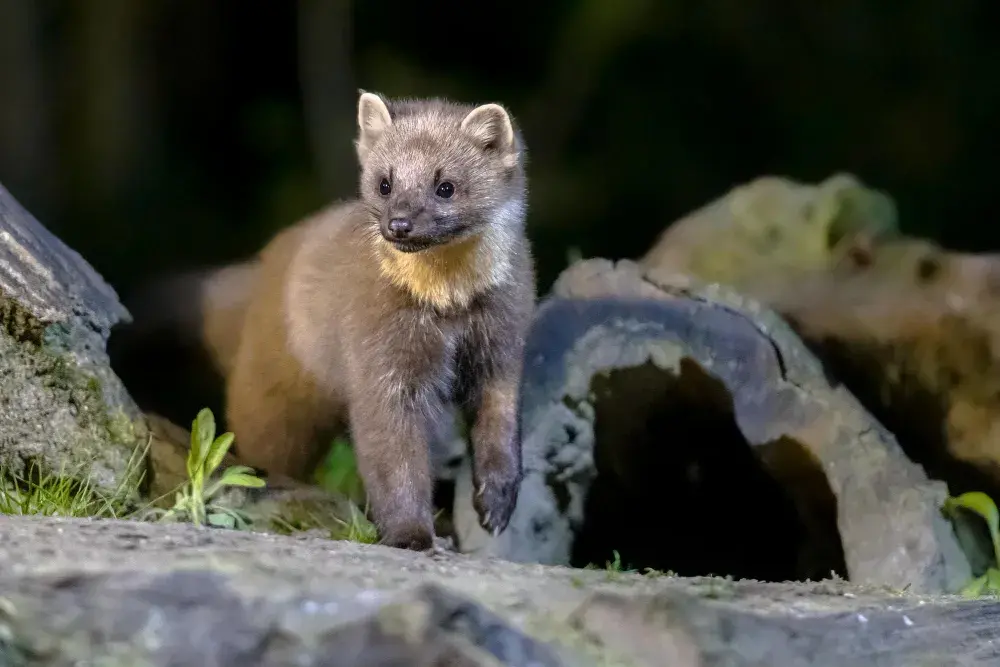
387,218,412,239
380,213,434,252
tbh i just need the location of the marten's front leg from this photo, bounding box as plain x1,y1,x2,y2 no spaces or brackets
466,369,523,536
349,385,438,550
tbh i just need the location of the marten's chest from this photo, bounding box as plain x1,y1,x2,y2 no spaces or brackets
405,305,488,401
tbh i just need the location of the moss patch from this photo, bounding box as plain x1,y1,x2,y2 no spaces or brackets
0,300,147,497
0,293,46,345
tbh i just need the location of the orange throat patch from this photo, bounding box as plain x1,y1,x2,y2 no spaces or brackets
375,232,511,310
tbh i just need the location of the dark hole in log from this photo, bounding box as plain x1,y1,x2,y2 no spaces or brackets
569,357,847,582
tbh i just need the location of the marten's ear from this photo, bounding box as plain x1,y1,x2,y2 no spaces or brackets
356,90,392,163
460,103,515,153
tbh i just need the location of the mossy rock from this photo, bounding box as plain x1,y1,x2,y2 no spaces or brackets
0,182,147,496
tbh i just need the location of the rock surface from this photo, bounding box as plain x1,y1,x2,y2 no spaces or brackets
1,515,998,667
640,173,1000,524
456,258,971,594
0,182,145,491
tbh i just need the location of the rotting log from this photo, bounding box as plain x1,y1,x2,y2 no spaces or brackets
455,258,971,595
639,172,1000,534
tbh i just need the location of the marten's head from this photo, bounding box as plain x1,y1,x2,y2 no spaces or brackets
354,91,527,254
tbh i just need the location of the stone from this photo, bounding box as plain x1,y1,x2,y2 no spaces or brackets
0,182,146,492
0,515,998,666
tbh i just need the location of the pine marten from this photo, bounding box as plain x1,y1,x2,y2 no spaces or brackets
126,91,536,551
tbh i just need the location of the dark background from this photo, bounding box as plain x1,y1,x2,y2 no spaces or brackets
1,0,998,305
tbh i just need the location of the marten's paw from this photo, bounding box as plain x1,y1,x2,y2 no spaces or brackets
379,521,434,551
473,461,523,536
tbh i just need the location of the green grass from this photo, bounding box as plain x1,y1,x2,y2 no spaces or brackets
268,436,377,542
0,439,147,519
268,499,378,543
0,466,122,517
337,504,379,543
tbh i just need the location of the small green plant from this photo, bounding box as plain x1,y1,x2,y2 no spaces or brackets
152,408,265,529
601,549,640,580
642,567,672,578
943,491,1000,597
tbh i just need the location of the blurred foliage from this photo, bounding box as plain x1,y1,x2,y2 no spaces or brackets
314,436,366,507
0,0,998,309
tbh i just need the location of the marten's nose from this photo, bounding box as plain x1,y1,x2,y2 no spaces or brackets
387,218,412,239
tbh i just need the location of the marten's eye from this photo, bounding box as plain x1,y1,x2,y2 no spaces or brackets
435,182,455,199
379,178,391,196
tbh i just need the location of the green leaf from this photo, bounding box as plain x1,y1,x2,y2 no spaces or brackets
986,568,1000,595
188,408,216,478
945,491,1000,566
219,472,266,489
229,510,250,531
206,506,252,531
962,574,989,598
185,446,197,483
220,465,256,477
207,512,236,529
204,432,235,478
945,492,999,535
203,465,263,500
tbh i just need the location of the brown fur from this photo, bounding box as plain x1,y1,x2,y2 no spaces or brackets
200,92,534,550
